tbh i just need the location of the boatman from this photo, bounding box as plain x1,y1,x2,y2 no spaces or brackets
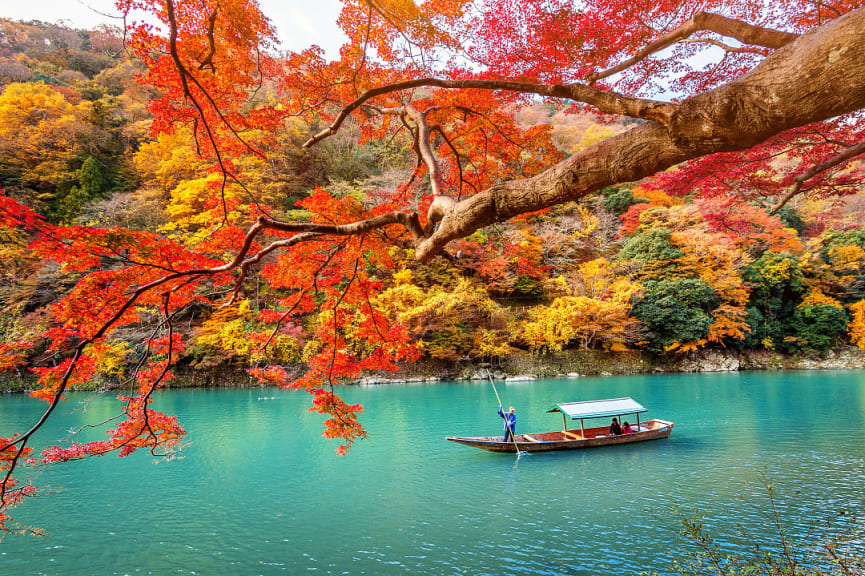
498,405,516,442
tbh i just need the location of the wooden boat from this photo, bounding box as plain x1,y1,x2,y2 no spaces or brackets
447,397,673,453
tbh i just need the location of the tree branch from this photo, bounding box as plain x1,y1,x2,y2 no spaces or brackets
414,9,865,261
679,38,767,55
303,78,677,149
770,140,865,213
197,8,218,71
587,11,799,85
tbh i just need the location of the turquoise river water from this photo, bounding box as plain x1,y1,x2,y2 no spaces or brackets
1,371,864,575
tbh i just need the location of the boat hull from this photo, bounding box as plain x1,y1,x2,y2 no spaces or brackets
446,419,673,453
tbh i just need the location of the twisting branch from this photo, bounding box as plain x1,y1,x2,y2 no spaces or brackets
164,0,273,224
587,11,799,85
350,6,374,95
770,141,865,213
198,8,218,71
379,104,445,198
431,125,467,200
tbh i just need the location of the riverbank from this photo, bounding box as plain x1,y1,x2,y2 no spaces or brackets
4,347,865,392
354,346,865,384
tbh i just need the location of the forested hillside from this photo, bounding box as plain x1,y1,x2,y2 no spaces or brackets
2,16,865,392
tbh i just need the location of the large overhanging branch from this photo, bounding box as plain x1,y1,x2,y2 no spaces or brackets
303,78,678,149
412,8,865,261
587,11,800,85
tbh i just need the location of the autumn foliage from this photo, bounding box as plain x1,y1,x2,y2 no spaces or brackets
2,0,865,533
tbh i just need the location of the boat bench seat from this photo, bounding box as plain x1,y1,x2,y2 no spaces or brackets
562,431,581,440
522,434,541,442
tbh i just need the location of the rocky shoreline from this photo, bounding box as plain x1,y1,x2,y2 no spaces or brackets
3,347,865,392
353,347,865,385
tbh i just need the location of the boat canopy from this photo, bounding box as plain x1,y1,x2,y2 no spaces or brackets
547,397,647,420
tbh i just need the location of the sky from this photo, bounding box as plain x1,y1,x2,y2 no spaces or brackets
1,0,348,57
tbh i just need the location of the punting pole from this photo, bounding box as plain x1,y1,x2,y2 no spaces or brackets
487,371,523,456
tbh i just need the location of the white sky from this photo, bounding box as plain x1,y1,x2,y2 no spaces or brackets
0,0,348,57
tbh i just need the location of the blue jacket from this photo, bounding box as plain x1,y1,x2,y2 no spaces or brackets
498,406,516,432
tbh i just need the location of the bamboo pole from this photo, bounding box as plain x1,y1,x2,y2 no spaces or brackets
487,372,522,455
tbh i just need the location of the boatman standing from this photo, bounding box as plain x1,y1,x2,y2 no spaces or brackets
498,405,516,442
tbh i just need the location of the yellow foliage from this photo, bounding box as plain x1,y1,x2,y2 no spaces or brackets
302,339,323,363
375,277,501,327
373,276,509,359
197,300,255,357
571,205,600,239
847,300,865,350
636,206,672,230
548,275,571,297
133,129,207,192
269,335,301,364
161,175,245,245
521,295,642,352
93,340,134,377
761,257,795,285
798,291,842,310
571,124,621,153
571,258,640,305
393,268,414,285
372,282,427,321
828,244,865,272
0,82,90,187
470,329,514,359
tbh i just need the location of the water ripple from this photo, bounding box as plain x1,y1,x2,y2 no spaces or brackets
1,373,864,575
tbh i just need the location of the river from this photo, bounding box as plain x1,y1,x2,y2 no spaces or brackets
1,371,864,575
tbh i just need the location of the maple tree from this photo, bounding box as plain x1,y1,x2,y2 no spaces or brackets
3,0,865,533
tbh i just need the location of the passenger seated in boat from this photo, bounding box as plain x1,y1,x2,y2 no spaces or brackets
498,405,516,442
621,421,634,434
609,418,622,436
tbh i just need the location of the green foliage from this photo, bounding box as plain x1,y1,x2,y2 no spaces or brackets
620,228,684,262
633,278,718,351
77,156,108,196
819,229,865,261
792,303,848,350
775,207,806,236
53,156,110,222
603,187,645,216
513,274,544,298
742,252,805,352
